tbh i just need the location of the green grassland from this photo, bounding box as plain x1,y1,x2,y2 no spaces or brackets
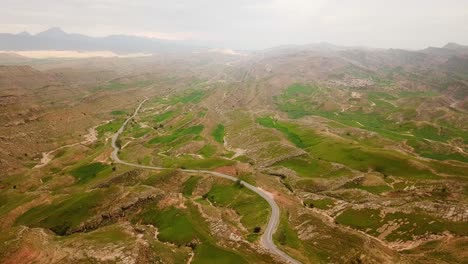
303,198,335,209
157,90,206,105
275,157,333,178
78,224,133,244
149,125,204,144
134,202,249,263
336,208,468,241
274,84,468,161
139,206,199,245
257,116,439,179
205,182,270,233
128,126,152,138
70,162,112,184
342,182,392,194
143,169,178,186
15,188,110,235
154,110,175,122
0,192,36,217
182,176,201,197
273,213,324,263
192,243,247,264
97,119,125,137
212,124,225,143
198,144,217,158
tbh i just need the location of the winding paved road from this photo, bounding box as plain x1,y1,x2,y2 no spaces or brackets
110,99,301,264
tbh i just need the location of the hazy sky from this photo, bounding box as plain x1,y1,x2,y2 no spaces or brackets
1,0,467,49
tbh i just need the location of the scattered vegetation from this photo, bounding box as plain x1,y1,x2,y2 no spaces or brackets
111,110,126,116
257,117,439,179
182,176,201,197
204,182,270,232
149,125,204,144
336,208,468,241
70,162,111,184
97,119,124,137
154,110,175,122
16,189,108,235
303,198,335,209
198,144,216,158
212,124,225,143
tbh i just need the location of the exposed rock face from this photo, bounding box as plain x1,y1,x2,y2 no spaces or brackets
69,186,164,235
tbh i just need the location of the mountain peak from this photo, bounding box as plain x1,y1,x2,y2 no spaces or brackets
36,27,67,37
442,42,466,50
17,31,31,36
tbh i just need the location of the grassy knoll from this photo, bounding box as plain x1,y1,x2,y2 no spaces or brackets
281,83,321,98
192,243,247,264
123,122,152,138
336,208,468,241
273,213,322,263
132,127,152,138
257,117,439,179
303,198,335,209
97,119,125,137
149,125,204,144
212,124,225,143
335,209,382,236
198,144,216,158
343,182,392,194
419,151,468,163
160,90,206,105
143,169,177,186
70,162,111,184
177,90,205,104
80,224,132,244
407,139,468,163
275,84,467,145
182,176,201,197
276,157,332,178
205,182,270,232
15,189,108,235
154,110,175,122
274,210,394,263
257,117,310,148
139,206,198,245
0,192,35,217
275,214,302,248
136,202,248,263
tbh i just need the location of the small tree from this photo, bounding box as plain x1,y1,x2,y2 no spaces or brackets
235,179,243,188
253,226,261,233
115,139,122,149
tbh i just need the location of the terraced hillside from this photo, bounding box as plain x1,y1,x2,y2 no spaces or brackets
0,44,467,263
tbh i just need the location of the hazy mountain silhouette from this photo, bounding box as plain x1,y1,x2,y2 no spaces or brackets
0,27,199,54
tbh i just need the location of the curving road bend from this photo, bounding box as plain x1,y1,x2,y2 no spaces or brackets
110,99,301,264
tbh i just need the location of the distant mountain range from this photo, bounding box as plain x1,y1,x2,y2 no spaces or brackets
1,27,468,57
0,27,201,54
